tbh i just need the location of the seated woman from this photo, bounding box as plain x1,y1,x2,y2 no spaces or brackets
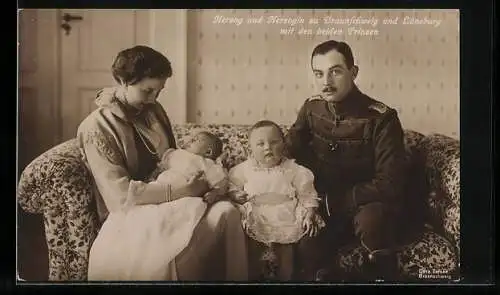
78,45,248,281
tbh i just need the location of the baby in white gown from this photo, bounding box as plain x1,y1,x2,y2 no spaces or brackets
228,120,325,280
149,131,228,204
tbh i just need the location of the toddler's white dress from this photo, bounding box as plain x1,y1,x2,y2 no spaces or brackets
229,158,325,245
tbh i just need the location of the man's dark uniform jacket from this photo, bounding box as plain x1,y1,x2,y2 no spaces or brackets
285,86,409,218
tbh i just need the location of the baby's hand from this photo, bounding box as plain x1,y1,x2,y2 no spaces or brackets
302,208,321,237
229,190,248,204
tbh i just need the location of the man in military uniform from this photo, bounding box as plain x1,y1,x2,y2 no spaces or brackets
286,40,409,281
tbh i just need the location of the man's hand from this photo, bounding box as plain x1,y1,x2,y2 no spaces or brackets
302,207,321,237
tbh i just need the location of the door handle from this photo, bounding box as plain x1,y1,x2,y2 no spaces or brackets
61,13,83,36
62,13,83,23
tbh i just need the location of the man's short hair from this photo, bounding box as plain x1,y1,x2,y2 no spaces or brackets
311,40,355,69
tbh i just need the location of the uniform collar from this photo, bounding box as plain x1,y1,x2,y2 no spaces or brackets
327,85,363,115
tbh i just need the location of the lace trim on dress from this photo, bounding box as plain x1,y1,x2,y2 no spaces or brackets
248,157,290,173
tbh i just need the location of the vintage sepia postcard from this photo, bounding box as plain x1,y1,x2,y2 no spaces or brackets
17,9,468,285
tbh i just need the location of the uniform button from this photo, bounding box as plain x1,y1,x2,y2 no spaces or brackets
329,143,338,151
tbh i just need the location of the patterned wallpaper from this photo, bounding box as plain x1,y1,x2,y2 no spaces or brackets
185,9,459,138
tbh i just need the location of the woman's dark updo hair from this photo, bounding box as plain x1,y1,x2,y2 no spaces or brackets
111,45,173,85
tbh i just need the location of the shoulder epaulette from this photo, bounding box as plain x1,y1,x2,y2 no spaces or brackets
368,101,388,114
305,94,323,102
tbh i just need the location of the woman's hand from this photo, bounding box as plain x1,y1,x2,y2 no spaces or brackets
202,190,225,205
303,207,321,237
171,171,210,199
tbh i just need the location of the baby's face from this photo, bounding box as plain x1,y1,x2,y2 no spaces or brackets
249,126,284,168
186,135,218,159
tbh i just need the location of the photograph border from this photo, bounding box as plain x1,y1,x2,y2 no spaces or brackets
11,0,494,290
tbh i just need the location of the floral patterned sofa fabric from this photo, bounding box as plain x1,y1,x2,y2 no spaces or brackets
17,124,460,281
419,134,460,256
18,139,99,280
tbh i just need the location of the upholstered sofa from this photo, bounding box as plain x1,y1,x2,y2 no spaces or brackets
17,123,460,281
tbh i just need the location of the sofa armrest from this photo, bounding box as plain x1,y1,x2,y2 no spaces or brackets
419,134,460,255
18,139,99,280
18,140,88,212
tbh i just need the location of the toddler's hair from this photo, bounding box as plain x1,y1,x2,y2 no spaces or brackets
192,131,223,159
248,120,285,140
